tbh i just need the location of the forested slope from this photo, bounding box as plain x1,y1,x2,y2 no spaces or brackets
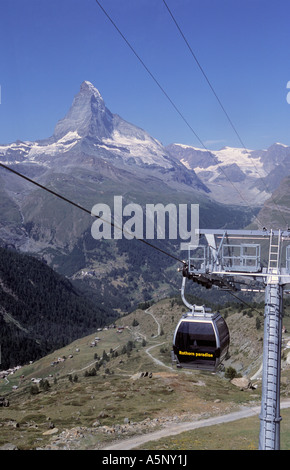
0,246,117,369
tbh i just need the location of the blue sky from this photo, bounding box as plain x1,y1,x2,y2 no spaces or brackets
1,0,290,150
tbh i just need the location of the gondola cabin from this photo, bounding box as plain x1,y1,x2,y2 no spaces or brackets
172,308,229,372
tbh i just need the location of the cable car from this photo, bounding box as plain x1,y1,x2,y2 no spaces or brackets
172,276,230,372
172,308,229,371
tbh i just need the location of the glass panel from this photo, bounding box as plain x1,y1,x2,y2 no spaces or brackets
175,321,216,351
215,317,229,350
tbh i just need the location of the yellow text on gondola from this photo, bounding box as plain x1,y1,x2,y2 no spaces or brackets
179,351,213,358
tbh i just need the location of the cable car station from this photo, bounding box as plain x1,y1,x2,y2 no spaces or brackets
173,228,290,451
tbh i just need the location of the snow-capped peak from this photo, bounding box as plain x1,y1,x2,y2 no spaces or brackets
53,81,113,140
274,142,289,148
167,142,267,179
80,80,104,102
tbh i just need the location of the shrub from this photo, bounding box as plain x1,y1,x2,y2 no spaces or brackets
30,384,39,395
256,317,261,330
225,366,238,380
39,379,50,391
84,367,97,377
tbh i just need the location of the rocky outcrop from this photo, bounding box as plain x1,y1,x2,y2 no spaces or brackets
230,376,255,390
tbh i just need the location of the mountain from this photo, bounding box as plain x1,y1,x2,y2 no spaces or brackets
166,142,290,207
0,81,212,253
0,81,258,312
254,175,290,229
0,82,208,253
0,81,207,191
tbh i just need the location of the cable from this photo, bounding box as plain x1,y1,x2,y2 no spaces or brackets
227,290,264,316
0,163,185,265
95,0,204,149
0,162,267,314
95,0,266,229
162,0,289,228
162,0,247,150
0,6,279,276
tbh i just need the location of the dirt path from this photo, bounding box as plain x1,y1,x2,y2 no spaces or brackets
145,342,174,370
101,400,290,450
99,307,290,450
145,308,161,338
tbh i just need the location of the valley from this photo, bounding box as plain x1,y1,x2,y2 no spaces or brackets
1,296,290,450
1,80,290,450
0,81,262,317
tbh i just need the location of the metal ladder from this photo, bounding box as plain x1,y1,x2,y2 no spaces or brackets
268,229,281,272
